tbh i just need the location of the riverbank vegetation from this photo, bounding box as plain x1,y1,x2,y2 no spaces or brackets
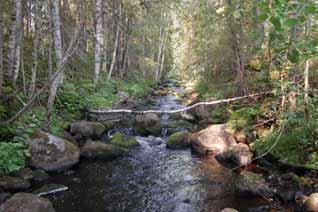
1,0,318,210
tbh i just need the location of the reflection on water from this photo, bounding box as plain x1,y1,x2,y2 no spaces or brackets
46,84,265,212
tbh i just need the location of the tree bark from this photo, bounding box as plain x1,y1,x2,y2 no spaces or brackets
12,0,23,89
45,0,63,130
94,0,103,86
30,1,40,96
0,6,3,96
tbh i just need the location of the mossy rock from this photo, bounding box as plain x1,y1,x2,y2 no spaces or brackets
166,131,190,149
81,142,127,160
109,133,139,149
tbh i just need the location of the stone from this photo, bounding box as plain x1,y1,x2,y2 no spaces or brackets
0,193,11,205
109,133,139,149
216,143,253,167
190,124,237,155
70,121,106,140
305,193,318,212
135,113,162,136
32,170,50,182
234,171,273,198
234,130,248,144
0,175,30,191
12,168,34,180
0,193,55,212
220,208,239,212
166,131,191,149
29,130,80,172
81,142,126,160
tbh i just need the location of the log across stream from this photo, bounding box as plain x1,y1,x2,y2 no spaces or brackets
43,83,269,212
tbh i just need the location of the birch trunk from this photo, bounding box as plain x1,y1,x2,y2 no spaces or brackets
12,0,23,88
107,3,121,81
0,6,3,96
155,27,164,81
45,0,63,130
30,1,40,96
94,0,103,86
304,19,311,120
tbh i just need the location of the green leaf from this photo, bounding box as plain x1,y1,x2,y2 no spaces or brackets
285,18,298,27
270,16,282,31
259,13,268,21
305,4,316,15
288,48,300,63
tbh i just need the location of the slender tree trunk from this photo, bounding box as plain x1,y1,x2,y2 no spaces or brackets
0,7,4,96
30,1,40,96
156,26,165,81
304,19,311,120
45,0,63,130
107,3,121,81
12,0,23,89
94,0,103,86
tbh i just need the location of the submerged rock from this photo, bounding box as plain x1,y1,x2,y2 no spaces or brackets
29,130,80,172
0,175,30,191
70,121,106,140
135,113,162,136
221,208,239,212
32,170,50,182
109,133,139,149
234,171,273,198
81,142,126,160
33,184,68,196
190,124,236,155
216,143,253,167
166,131,191,149
0,193,55,212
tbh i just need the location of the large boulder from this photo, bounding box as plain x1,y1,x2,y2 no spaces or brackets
81,142,126,160
190,124,236,155
135,113,162,136
166,131,191,149
0,175,30,191
109,133,139,149
234,171,273,197
70,121,106,140
29,130,80,171
0,193,55,212
216,143,253,167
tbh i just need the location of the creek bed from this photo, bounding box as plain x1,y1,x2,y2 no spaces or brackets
45,83,267,212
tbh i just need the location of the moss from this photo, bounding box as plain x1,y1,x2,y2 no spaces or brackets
252,130,318,170
166,131,190,149
109,133,139,149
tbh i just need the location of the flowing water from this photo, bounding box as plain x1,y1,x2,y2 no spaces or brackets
45,83,265,212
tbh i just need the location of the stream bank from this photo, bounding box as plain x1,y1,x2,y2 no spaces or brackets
0,81,315,212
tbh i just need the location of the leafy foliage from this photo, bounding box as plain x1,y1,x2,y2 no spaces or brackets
0,142,30,173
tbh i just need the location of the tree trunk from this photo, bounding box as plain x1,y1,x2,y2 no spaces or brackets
107,3,121,82
304,19,311,120
30,1,40,96
45,0,63,130
12,0,23,89
0,6,3,96
94,0,103,86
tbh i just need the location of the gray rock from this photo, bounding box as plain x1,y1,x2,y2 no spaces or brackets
81,142,126,160
216,143,253,167
135,113,162,136
0,193,55,212
166,131,191,149
235,171,274,198
29,130,80,172
32,170,50,182
221,208,239,212
0,175,30,191
190,124,236,155
12,168,34,180
70,121,106,140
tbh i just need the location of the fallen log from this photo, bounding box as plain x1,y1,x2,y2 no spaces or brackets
88,92,272,115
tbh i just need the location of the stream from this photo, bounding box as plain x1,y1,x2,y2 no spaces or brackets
45,83,266,212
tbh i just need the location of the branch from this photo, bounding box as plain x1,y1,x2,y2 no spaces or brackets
0,29,81,126
88,92,273,115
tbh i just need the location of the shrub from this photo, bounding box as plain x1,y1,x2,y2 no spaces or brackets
0,142,30,173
